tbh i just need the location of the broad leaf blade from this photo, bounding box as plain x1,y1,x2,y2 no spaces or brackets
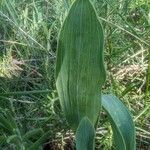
56,0,106,130
75,117,95,150
102,94,136,150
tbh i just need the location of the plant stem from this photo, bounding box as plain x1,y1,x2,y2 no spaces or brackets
146,49,150,98
0,90,51,96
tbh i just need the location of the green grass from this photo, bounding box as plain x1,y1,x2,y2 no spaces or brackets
0,0,150,149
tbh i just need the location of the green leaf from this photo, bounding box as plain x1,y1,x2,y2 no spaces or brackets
0,114,14,134
0,135,7,145
75,117,95,150
5,111,18,129
23,128,44,141
56,0,106,130
102,94,136,150
7,135,19,143
28,130,51,150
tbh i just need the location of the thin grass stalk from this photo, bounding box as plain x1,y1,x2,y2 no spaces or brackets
146,49,150,98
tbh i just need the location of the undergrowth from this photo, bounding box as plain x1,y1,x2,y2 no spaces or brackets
0,0,149,149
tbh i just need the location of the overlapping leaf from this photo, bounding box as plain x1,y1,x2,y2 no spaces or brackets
102,94,136,150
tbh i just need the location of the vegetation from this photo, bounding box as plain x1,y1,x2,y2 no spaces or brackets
0,0,149,149
56,0,135,149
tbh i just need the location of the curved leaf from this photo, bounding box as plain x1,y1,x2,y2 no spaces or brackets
56,0,106,130
102,94,136,150
6,135,21,145
75,117,95,150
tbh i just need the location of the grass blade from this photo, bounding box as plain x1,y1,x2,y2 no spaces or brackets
28,130,51,150
23,128,44,141
102,94,136,150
